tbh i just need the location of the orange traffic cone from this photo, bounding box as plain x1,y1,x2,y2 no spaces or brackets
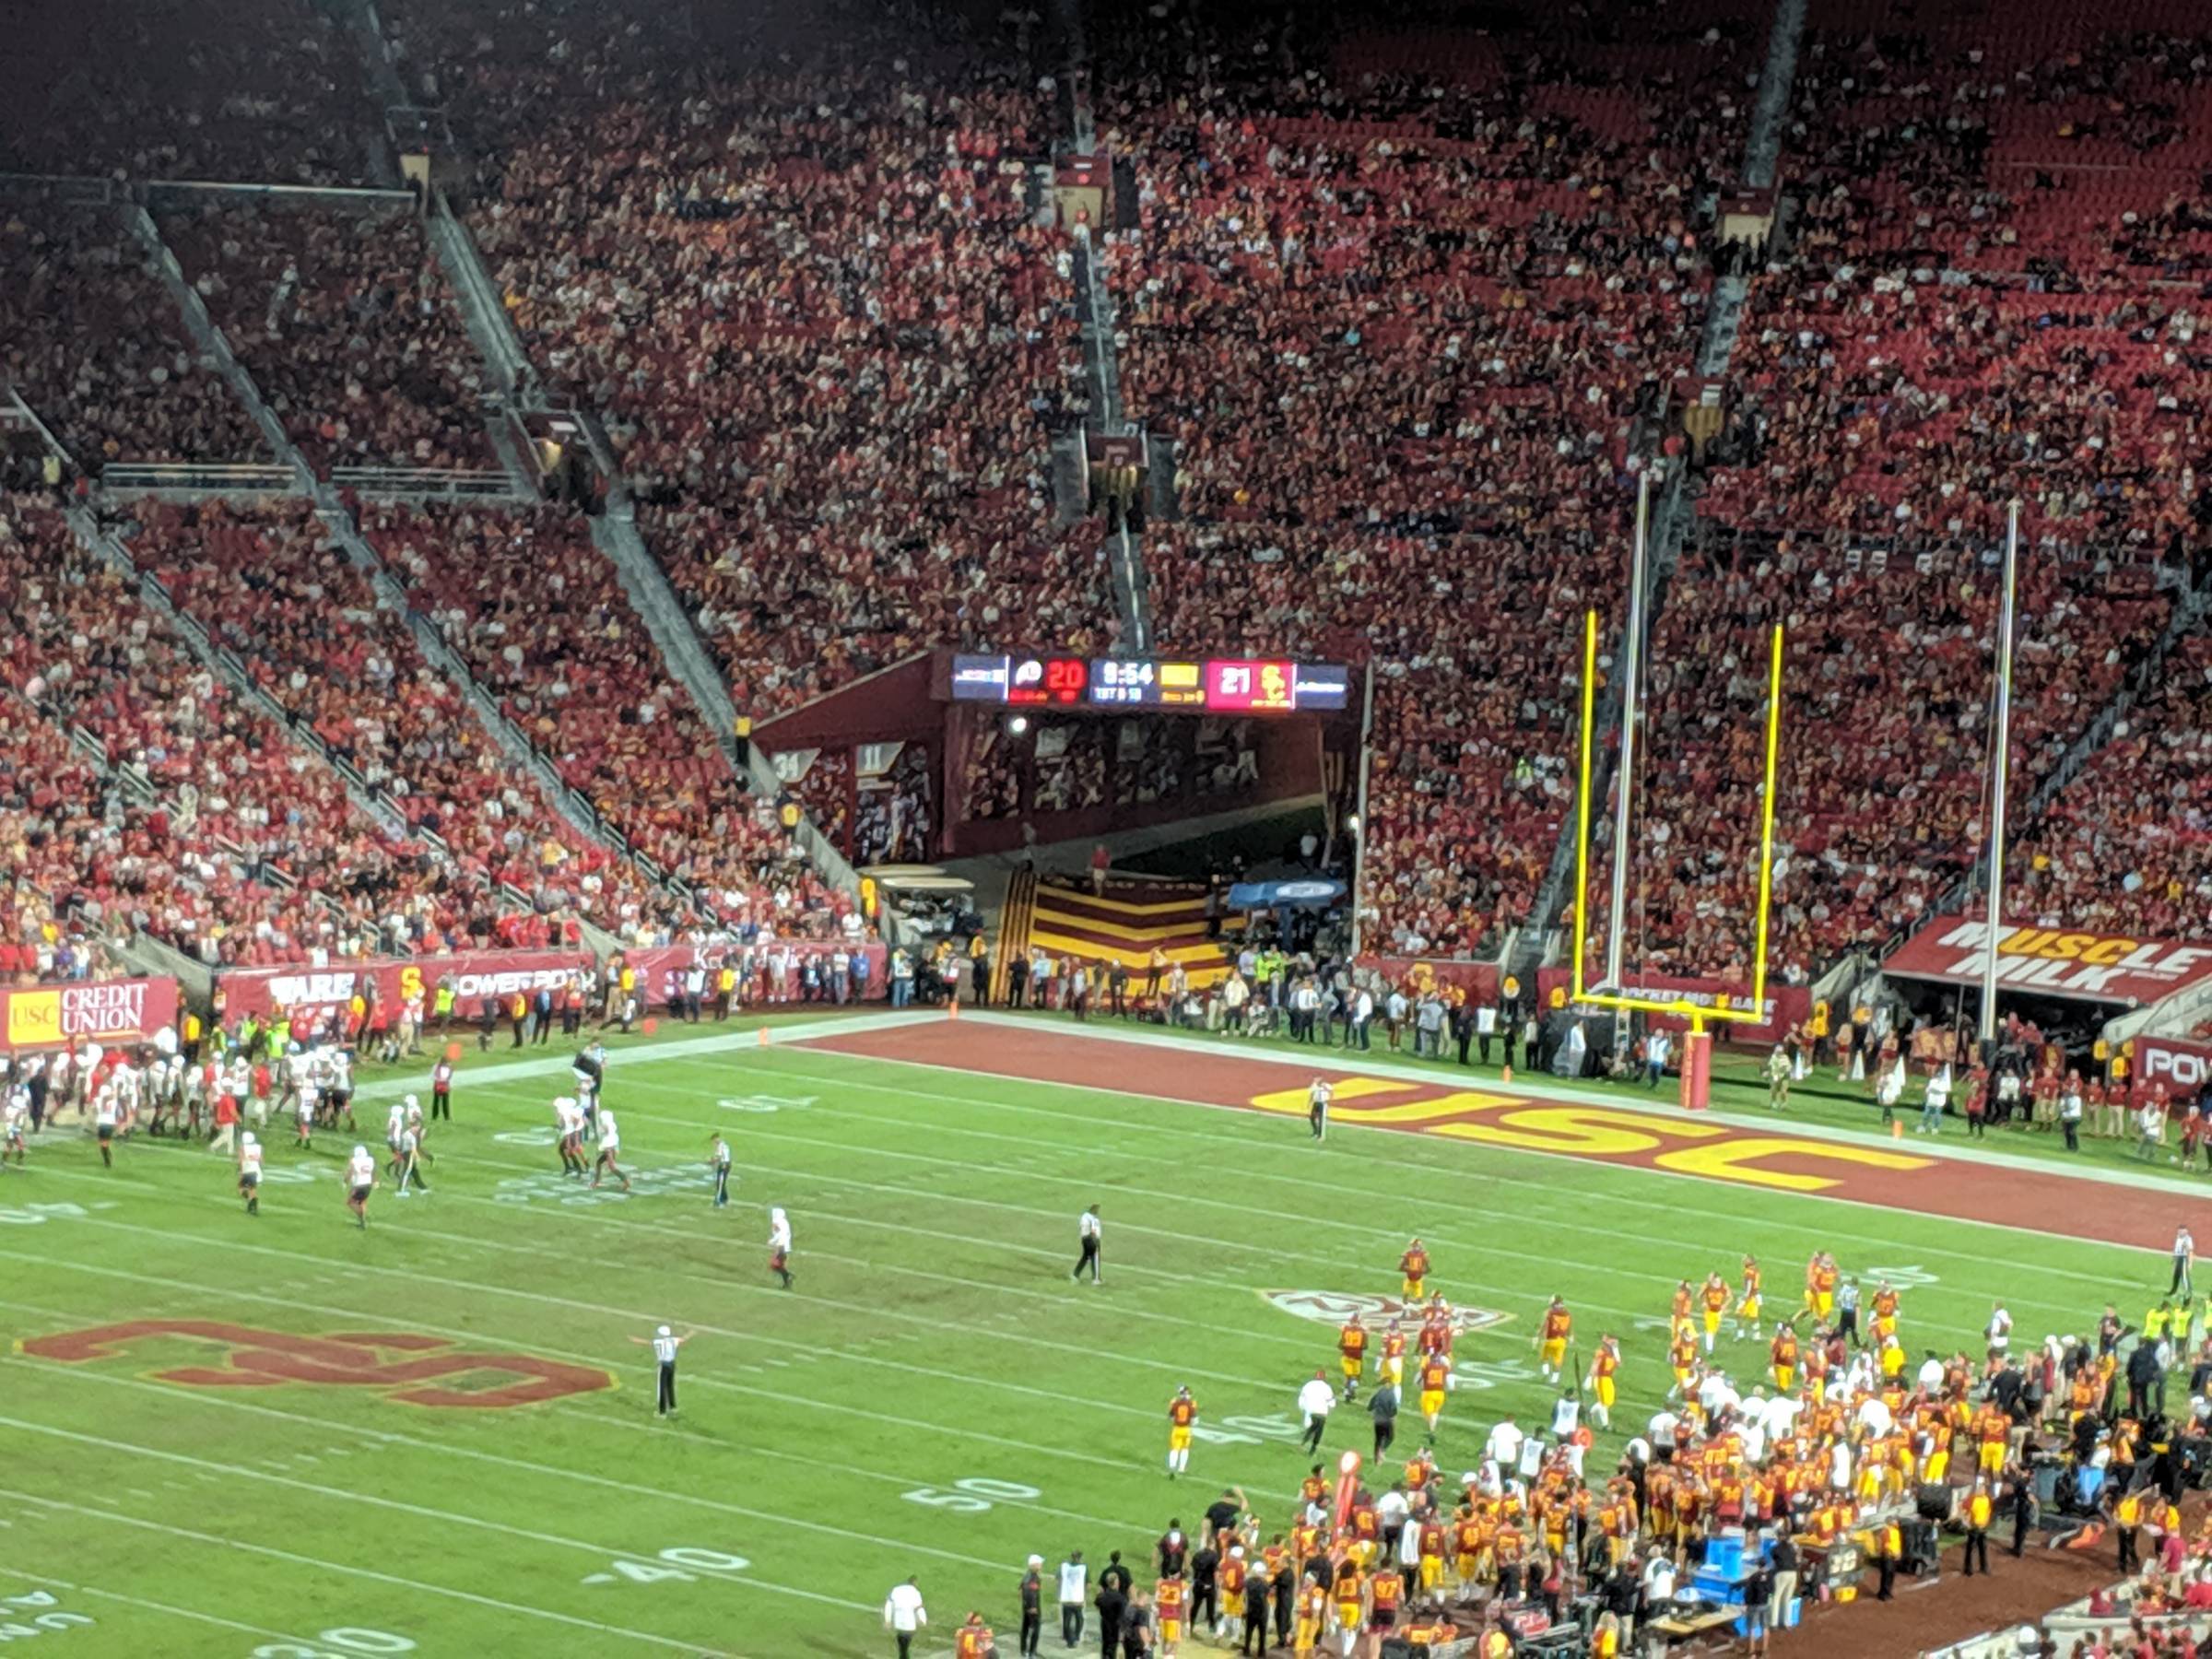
1888,1119,1902,1140
758,1027,770,1047
1501,1065,1513,1086
947,998,960,1021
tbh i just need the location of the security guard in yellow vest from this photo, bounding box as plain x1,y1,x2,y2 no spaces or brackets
2114,1487,2144,1571
1961,1482,1994,1576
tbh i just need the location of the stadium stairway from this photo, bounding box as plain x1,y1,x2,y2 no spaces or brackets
1024,876,1235,988
1511,0,1809,986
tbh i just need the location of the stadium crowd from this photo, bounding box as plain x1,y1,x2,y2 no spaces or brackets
0,207,271,471
0,0,2207,997
160,199,496,474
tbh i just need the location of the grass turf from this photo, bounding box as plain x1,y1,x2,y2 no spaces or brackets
0,1012,2158,1656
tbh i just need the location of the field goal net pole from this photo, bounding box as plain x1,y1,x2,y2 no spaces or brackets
1571,608,1786,1110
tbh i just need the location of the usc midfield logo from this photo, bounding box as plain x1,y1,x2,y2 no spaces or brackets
23,1320,615,1408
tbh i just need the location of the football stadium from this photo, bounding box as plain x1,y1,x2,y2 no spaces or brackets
2,0,2211,1655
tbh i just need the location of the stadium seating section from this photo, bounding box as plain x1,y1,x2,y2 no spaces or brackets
0,0,2207,982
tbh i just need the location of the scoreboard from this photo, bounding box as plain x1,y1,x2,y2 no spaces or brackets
948,654,1351,714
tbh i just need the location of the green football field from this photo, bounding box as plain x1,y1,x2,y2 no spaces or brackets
0,1008,2159,1656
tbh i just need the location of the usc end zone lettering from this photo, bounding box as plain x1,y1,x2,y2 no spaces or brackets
1253,1081,1933,1193
23,1320,615,1408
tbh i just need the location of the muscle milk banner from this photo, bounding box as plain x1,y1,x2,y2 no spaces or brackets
219,949,593,1024
1885,916,2212,1008
1,976,179,1052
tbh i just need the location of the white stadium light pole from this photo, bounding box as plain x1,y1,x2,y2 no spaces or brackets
1348,659,1377,958
1605,465,1655,1030
1979,500,2022,1049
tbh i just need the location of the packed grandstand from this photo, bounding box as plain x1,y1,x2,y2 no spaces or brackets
1,0,2211,1647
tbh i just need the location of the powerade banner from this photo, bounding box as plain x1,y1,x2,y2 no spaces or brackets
0,976,179,1052
1536,970,1810,1047
2136,1036,2212,1101
219,949,593,1025
1885,916,2212,1008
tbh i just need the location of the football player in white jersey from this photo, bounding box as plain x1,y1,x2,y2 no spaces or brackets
326,1047,356,1132
93,1090,121,1167
4,1088,28,1169
590,1109,629,1193
394,1122,429,1198
345,1144,378,1229
293,1068,317,1148
404,1093,432,1170
553,1095,585,1178
237,1132,265,1217
384,1100,406,1165
769,1206,794,1288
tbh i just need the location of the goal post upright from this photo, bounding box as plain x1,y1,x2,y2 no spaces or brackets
1569,606,1786,1110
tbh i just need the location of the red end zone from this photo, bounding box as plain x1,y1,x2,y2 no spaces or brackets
803,1020,2212,1253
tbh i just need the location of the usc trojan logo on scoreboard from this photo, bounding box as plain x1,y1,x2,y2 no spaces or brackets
1246,1079,1935,1194
23,1321,615,1408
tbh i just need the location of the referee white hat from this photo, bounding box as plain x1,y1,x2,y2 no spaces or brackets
657,1324,671,1338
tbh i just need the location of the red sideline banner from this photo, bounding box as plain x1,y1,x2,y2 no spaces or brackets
218,950,592,1025
1886,915,2212,1008
1536,970,1810,1047
1362,957,1503,1005
2,976,178,1053
2136,1036,2212,1101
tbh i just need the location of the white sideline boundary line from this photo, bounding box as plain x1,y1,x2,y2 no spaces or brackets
348,1010,933,1103
0,1484,713,1652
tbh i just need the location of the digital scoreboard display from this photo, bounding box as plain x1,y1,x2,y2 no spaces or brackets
950,655,1350,714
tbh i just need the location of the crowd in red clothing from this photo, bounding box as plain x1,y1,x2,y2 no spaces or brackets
0,0,380,186
1706,10,2212,557
1580,531,2178,982
1093,1,1763,957
8,0,2212,993
160,200,495,473
122,497,641,929
2005,634,2212,940
0,207,269,470
362,503,852,937
388,0,1106,716
0,494,468,966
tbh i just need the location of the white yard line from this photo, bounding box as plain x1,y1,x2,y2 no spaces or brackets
0,1339,1149,1539
0,1484,716,1652
0,1244,1150,1478
959,1010,2212,1206
782,1016,2187,1266
613,1057,2121,1321
11,1572,317,1647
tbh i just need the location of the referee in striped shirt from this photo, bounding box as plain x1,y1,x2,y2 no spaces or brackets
630,1324,695,1416
1073,1205,1102,1283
